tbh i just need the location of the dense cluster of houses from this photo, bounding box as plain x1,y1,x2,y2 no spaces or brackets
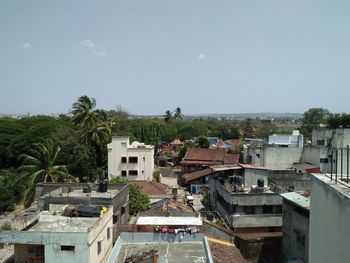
2,128,350,263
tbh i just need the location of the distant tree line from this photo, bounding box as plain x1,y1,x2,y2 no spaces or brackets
2,96,339,213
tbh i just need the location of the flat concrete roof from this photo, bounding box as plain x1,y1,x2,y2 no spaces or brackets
281,192,310,210
47,189,119,199
136,216,203,226
311,173,350,199
114,243,206,263
28,211,99,233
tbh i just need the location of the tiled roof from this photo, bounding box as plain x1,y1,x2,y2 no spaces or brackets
208,238,251,263
129,181,170,196
183,168,213,183
181,148,239,165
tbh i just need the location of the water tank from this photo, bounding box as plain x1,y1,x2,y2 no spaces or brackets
257,179,265,188
99,180,108,192
233,176,243,185
83,186,91,193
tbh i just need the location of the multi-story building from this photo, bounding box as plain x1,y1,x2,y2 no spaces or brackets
209,168,282,233
244,130,304,170
281,192,310,263
308,173,350,263
107,136,154,181
0,182,130,263
0,205,114,263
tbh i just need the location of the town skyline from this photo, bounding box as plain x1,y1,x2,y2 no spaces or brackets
1,0,350,115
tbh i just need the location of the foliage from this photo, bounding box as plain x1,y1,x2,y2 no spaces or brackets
196,136,210,148
17,141,76,207
0,221,11,230
327,113,350,129
200,193,211,210
153,168,160,182
110,176,150,216
255,121,278,140
300,108,330,139
174,107,184,120
178,141,197,158
164,110,172,124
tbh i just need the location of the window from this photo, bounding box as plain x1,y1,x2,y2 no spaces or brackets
121,157,127,163
121,170,127,177
97,241,102,255
129,170,138,176
320,158,329,163
61,245,75,252
263,205,273,214
128,156,138,163
121,142,127,147
107,228,110,240
295,229,306,246
121,206,126,215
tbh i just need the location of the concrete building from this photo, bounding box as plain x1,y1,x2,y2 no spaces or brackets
106,232,213,263
281,192,310,263
107,136,154,181
308,173,350,263
209,171,282,233
0,205,114,263
35,182,129,236
301,128,350,174
244,131,304,170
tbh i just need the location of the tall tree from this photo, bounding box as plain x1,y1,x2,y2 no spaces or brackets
17,141,75,207
71,96,99,141
174,107,184,120
300,108,330,139
164,110,172,124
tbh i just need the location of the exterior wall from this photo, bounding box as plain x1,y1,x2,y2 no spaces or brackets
268,133,303,147
1,231,89,263
262,146,303,170
301,145,329,172
309,174,350,263
282,200,309,263
88,208,114,263
209,178,282,230
243,168,268,188
268,170,311,193
107,136,154,181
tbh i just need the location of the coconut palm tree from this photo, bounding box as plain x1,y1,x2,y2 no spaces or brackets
71,95,99,134
164,110,172,124
174,107,183,120
17,141,75,207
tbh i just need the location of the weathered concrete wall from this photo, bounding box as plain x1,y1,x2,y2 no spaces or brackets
231,214,282,228
0,231,89,263
263,147,303,170
301,145,329,172
309,174,350,263
201,220,234,242
88,208,114,263
282,200,309,262
268,170,311,193
244,169,269,188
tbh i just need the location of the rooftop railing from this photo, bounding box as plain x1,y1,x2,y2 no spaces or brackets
329,146,350,188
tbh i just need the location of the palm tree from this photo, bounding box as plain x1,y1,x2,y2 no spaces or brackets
17,141,75,207
71,95,99,135
164,110,172,124
174,107,183,120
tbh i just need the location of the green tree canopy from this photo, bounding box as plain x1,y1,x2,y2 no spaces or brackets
17,141,76,207
109,176,150,216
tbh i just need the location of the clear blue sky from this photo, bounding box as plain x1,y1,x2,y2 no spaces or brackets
0,0,349,115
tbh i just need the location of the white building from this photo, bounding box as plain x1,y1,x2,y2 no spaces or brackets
107,136,154,181
244,130,304,170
